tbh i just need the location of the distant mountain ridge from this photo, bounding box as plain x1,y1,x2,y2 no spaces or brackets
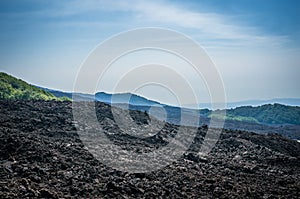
219,98,300,109
0,72,298,139
186,98,300,109
40,86,300,108
95,92,161,106
40,86,300,126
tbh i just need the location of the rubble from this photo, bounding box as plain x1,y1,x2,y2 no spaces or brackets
0,100,299,198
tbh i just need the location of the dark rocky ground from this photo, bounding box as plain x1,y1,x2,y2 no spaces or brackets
0,100,299,198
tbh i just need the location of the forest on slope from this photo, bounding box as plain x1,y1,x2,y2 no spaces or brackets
209,104,300,125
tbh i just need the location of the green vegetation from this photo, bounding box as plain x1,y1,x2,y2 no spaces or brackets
209,113,259,123
0,72,70,101
208,104,300,125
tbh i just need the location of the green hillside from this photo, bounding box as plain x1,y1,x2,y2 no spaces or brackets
0,72,70,101
210,104,300,125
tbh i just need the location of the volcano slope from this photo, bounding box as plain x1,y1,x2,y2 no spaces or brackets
0,100,299,198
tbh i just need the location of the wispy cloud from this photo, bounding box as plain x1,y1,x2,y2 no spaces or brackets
2,0,288,48
56,0,289,48
125,0,288,47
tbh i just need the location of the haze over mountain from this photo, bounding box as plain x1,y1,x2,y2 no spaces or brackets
39,85,300,109
186,98,300,109
34,81,300,127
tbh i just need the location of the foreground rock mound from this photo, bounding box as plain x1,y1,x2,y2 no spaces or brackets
0,100,299,198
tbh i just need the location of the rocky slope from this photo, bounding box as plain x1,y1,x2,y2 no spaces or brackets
0,100,299,198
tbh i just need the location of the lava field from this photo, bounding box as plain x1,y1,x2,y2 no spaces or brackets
0,100,299,198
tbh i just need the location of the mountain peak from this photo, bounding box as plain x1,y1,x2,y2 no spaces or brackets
95,91,161,106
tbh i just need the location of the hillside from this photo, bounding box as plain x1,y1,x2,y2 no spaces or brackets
0,72,70,101
210,104,300,125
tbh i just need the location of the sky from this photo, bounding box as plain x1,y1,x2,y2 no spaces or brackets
0,0,299,105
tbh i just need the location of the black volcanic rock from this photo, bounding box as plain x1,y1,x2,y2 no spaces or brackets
0,100,299,198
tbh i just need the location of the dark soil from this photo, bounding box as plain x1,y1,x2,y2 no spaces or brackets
0,100,299,198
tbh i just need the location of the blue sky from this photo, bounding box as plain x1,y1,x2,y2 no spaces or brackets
0,0,299,104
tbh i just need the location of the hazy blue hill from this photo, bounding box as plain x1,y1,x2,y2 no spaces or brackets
0,72,70,101
38,87,95,101
95,92,161,106
41,89,161,105
39,87,73,99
